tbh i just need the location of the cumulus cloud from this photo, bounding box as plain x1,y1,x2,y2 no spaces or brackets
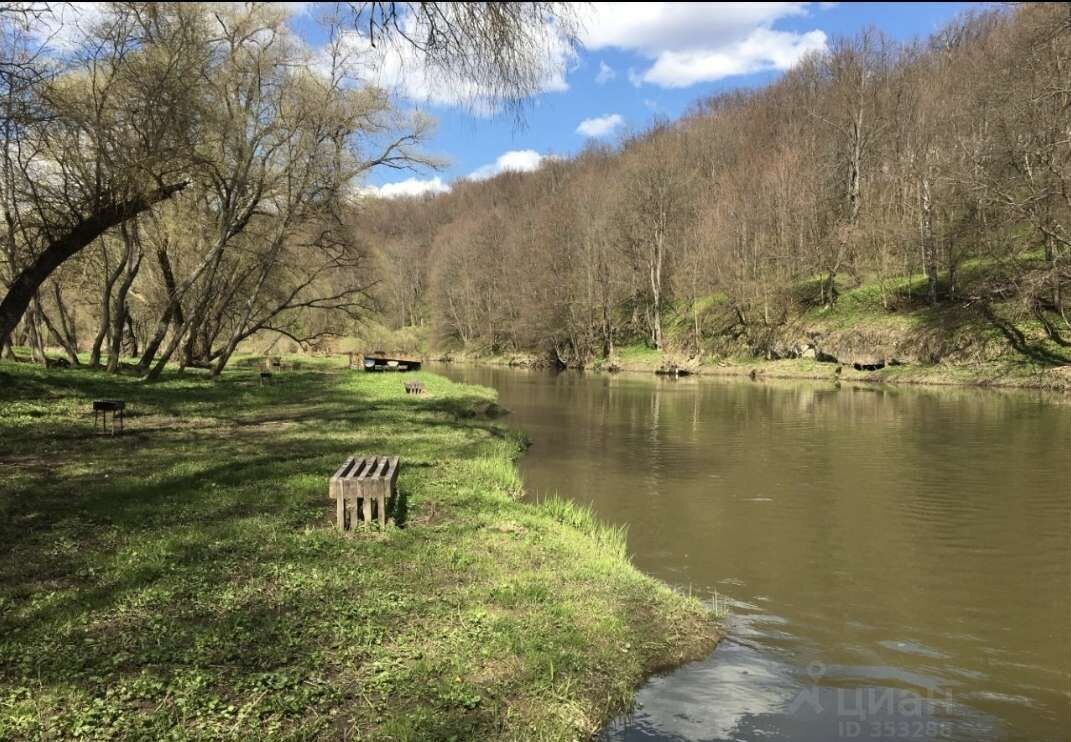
362,149,552,196
576,113,625,138
643,28,827,87
578,2,828,87
468,150,547,180
318,13,573,114
362,176,451,199
595,61,616,84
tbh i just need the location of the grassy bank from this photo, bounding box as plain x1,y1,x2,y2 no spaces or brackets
592,263,1071,391
597,349,1071,391
0,360,717,740
444,344,1071,392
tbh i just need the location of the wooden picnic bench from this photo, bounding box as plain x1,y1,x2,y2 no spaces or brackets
330,456,399,530
259,371,273,385
92,399,125,435
404,381,426,395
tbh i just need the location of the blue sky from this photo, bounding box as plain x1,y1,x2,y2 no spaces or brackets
297,2,983,195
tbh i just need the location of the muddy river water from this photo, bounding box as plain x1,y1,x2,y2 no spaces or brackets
435,365,1070,741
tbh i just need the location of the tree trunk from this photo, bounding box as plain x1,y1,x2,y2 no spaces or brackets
919,174,938,305
847,105,864,225
211,260,273,376
27,297,47,365
89,244,129,368
137,246,184,373
39,302,80,365
51,282,81,364
106,227,143,373
0,182,187,346
649,232,664,351
123,312,139,357
144,238,229,381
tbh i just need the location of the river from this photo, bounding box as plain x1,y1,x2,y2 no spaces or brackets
433,364,1071,742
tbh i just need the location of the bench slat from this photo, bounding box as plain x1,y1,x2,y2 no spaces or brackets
330,457,355,485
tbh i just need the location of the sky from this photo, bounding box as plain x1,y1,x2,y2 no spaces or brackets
310,1,985,197
35,2,987,198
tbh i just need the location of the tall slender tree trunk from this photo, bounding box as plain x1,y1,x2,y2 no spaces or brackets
649,229,665,351
919,172,938,305
51,282,81,364
89,245,129,367
27,297,47,365
137,246,183,373
106,227,143,373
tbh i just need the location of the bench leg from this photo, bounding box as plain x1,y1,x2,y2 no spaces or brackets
378,494,386,527
336,496,346,531
362,496,372,527
349,497,360,530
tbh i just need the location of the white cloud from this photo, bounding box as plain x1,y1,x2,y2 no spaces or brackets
318,13,573,113
28,3,110,52
468,150,547,181
364,150,551,193
576,113,625,138
362,176,451,199
595,61,616,84
643,28,827,87
577,2,828,87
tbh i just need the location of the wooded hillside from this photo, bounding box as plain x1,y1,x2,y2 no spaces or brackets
367,4,1070,370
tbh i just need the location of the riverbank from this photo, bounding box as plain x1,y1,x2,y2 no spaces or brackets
430,257,1071,392
622,355,1071,392
433,350,1071,392
0,360,718,740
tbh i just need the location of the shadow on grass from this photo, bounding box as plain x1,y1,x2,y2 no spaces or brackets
0,363,508,690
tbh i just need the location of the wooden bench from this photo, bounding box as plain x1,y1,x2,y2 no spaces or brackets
404,381,426,395
92,399,125,435
259,371,273,385
330,456,399,530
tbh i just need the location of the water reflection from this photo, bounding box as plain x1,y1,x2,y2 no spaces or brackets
433,365,1071,741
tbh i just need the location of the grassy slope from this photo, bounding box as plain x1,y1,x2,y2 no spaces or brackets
600,262,1071,390
0,359,717,740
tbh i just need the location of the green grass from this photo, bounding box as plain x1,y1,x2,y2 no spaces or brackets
538,497,629,562
612,344,664,365
0,360,717,740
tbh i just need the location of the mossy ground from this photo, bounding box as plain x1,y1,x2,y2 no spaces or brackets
0,358,717,740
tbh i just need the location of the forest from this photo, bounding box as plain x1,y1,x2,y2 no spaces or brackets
1,3,1068,376
367,3,1070,371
